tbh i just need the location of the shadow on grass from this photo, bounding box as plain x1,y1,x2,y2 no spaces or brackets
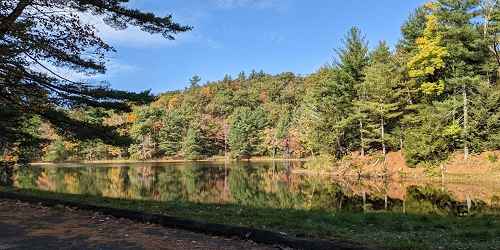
1,186,499,250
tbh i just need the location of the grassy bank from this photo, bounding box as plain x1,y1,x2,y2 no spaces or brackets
0,187,498,250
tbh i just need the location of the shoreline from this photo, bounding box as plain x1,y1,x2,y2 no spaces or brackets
29,157,307,165
25,152,500,184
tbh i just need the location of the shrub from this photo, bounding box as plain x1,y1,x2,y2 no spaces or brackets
487,153,498,163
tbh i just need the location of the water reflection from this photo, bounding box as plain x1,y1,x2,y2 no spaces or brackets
2,162,500,216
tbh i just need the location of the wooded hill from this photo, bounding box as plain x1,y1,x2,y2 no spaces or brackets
13,0,500,166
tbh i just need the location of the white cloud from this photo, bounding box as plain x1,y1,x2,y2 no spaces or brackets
78,12,222,50
95,60,139,79
81,14,182,48
30,58,137,84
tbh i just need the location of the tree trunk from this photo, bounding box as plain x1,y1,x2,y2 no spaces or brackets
224,123,228,161
399,126,404,151
466,194,471,215
0,0,33,38
381,116,386,157
403,196,406,214
463,82,469,160
360,120,365,157
384,194,388,210
362,191,367,213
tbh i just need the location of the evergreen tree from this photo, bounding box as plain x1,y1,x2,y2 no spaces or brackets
228,107,268,158
189,75,202,88
158,111,187,156
480,0,500,83
237,71,246,81
358,41,403,156
297,68,336,155
182,124,204,160
400,7,428,53
223,74,232,83
468,81,500,151
434,0,490,159
0,0,190,152
335,27,370,157
403,102,459,165
335,26,370,90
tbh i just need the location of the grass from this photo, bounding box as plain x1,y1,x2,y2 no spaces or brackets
487,153,498,163
1,186,499,250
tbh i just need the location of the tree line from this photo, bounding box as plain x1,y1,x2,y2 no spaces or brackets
3,0,500,166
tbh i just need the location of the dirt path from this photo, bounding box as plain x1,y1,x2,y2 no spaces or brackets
0,199,281,250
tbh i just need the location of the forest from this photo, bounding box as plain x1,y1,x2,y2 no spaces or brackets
3,0,500,167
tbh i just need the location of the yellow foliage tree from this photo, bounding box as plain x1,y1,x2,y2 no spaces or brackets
407,5,448,95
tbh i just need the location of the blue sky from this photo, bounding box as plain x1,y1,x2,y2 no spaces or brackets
89,0,426,93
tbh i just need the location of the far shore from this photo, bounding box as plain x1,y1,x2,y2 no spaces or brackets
29,157,308,165
25,151,500,184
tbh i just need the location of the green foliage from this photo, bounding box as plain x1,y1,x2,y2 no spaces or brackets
296,27,370,158
43,139,69,162
467,82,500,151
25,0,500,167
229,107,269,158
77,140,115,161
403,103,457,165
128,106,165,160
158,111,187,157
487,153,498,163
357,41,404,153
335,26,369,87
0,1,190,154
189,75,202,88
182,124,205,160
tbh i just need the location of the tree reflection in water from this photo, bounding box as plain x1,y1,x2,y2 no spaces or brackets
4,162,500,216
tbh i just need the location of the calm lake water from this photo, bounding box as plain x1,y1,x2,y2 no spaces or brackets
4,161,500,216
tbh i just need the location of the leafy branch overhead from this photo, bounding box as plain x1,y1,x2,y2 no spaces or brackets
0,0,191,147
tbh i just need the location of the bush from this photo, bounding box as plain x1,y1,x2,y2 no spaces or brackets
487,153,498,163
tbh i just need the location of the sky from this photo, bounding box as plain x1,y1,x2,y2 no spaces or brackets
83,0,427,94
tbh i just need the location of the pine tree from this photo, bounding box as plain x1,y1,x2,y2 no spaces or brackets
189,75,202,88
182,124,204,160
358,41,403,156
237,71,246,81
480,0,500,83
335,26,369,156
0,1,190,151
228,107,268,159
335,26,370,89
433,0,490,159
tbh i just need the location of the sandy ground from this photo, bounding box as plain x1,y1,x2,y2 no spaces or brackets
0,199,281,250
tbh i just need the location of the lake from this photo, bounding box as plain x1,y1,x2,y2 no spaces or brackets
5,161,500,216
